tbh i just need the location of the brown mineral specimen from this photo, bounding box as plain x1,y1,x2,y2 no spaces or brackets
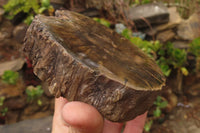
23,10,165,122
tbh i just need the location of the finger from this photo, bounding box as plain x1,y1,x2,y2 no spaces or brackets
54,97,68,114
123,112,147,133
102,119,123,133
62,101,104,133
52,97,68,133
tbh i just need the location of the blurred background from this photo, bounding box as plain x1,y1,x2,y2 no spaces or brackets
0,0,199,132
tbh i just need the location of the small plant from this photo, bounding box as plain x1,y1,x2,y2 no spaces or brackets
157,42,188,77
3,0,54,24
0,96,8,116
3,0,39,19
1,70,19,85
38,0,54,14
121,28,161,58
93,17,111,28
120,28,189,77
0,96,5,106
189,37,200,73
1,108,8,116
153,96,168,117
144,120,153,132
26,85,44,106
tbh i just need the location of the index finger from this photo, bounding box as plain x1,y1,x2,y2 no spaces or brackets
123,112,147,133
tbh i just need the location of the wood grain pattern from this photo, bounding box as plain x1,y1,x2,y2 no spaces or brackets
23,10,165,122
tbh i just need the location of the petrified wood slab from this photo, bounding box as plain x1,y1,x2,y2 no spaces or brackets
23,10,165,122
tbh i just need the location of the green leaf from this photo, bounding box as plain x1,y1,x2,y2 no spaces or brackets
153,107,161,117
37,99,42,106
181,67,189,76
26,85,44,103
2,70,19,85
189,37,200,57
24,14,34,25
160,64,171,77
41,0,50,7
142,0,150,4
159,101,168,108
93,17,111,28
144,120,153,132
121,29,132,40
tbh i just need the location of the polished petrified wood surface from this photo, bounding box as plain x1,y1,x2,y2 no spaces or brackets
23,10,165,122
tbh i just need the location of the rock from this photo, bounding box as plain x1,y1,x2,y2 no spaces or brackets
23,104,41,116
172,41,190,49
151,97,200,133
162,88,178,113
183,74,200,96
132,31,146,40
0,58,25,76
125,3,169,28
13,23,28,43
0,39,22,62
0,77,25,99
156,7,182,31
0,116,52,133
5,110,20,124
20,111,52,121
23,10,165,122
177,11,200,40
0,20,14,41
85,0,131,19
23,96,51,116
115,23,126,34
185,83,200,96
0,8,4,23
5,96,27,110
156,30,175,43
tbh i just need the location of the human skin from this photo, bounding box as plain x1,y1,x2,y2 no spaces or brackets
52,97,147,133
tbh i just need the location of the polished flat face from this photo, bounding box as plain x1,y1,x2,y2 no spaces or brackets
36,12,165,91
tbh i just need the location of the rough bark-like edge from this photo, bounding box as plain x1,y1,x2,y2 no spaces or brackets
23,14,163,122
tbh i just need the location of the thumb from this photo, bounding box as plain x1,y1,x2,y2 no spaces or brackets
61,101,104,133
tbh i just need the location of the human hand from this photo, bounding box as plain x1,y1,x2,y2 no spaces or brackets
52,97,147,133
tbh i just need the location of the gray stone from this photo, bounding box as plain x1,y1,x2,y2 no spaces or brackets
115,23,126,34
5,110,20,124
156,29,175,43
177,11,200,40
0,58,25,76
156,7,182,31
13,23,28,43
172,41,190,49
0,20,14,41
125,3,169,28
0,77,25,99
5,96,27,110
0,116,52,133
